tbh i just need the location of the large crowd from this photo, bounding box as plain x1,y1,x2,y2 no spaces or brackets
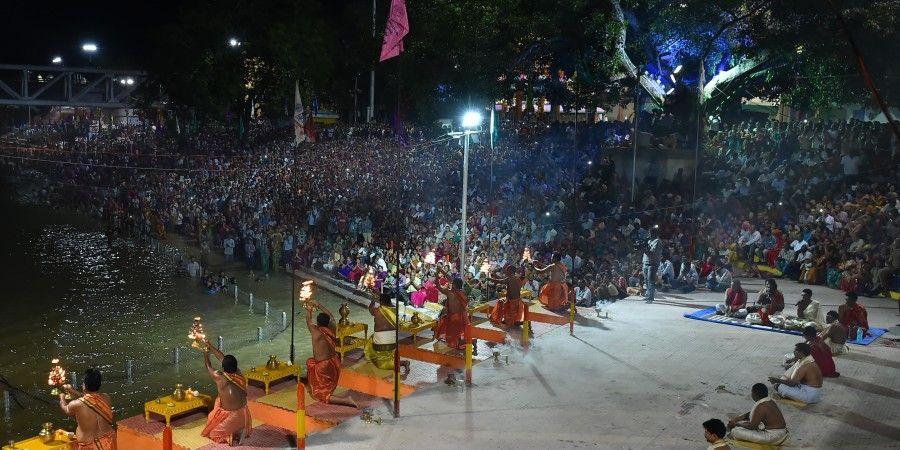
1,114,897,310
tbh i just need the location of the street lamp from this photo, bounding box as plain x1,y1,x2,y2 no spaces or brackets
447,110,483,277
228,37,241,48
51,56,62,65
81,42,98,64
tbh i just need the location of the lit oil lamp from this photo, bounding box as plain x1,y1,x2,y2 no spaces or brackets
48,359,67,397
522,247,532,262
188,316,207,351
299,280,314,309
424,250,436,265
480,259,492,275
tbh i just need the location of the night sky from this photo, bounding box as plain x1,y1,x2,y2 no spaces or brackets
2,0,179,68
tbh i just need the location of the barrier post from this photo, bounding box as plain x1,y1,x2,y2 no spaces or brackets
173,347,180,364
71,372,77,391
265,301,270,317
126,359,133,383
465,324,473,386
297,379,306,449
249,293,254,310
522,303,530,349
4,390,10,420
257,327,263,341
282,311,288,329
234,285,238,302
569,297,576,336
217,336,224,353
163,425,173,450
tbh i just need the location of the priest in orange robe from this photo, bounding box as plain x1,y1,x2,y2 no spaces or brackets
433,266,470,349
305,300,357,407
200,340,252,445
533,253,570,311
59,368,117,450
487,265,526,329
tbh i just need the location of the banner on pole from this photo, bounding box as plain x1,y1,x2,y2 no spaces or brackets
379,0,409,62
293,81,308,145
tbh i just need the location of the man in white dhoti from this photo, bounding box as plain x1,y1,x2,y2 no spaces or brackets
728,383,788,445
818,311,849,355
769,343,823,404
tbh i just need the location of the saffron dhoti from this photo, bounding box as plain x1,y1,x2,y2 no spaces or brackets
201,398,251,444
539,281,569,310
434,312,469,349
490,298,525,327
307,355,341,403
71,430,117,450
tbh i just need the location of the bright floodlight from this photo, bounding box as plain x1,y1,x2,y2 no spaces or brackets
669,74,676,83
126,77,134,85
461,111,483,129
51,56,63,64
228,38,241,47
82,43,98,53
673,65,683,74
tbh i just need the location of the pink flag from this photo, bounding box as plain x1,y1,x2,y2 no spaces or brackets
379,0,409,62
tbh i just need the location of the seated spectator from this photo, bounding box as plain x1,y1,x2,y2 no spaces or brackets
818,311,849,355
769,343,823,404
727,383,788,445
702,419,730,449
837,292,869,337
716,279,747,316
706,265,732,292
783,326,839,378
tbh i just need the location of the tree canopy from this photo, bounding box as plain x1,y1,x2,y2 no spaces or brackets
145,0,899,122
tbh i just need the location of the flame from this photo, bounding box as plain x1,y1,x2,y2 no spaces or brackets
424,251,436,265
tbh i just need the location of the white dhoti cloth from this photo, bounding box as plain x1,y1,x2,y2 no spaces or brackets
731,426,789,445
730,396,789,444
777,383,822,404
372,330,396,345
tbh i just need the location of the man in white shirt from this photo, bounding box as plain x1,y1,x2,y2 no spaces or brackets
575,283,593,306
223,237,235,264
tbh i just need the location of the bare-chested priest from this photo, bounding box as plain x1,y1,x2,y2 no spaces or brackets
487,265,526,329
364,292,411,373
532,253,570,311
727,383,788,445
59,368,117,450
769,342,823,404
305,299,357,407
200,339,252,445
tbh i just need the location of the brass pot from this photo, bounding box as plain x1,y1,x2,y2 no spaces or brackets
173,384,186,402
410,312,422,325
40,422,54,443
266,355,279,370
338,302,351,326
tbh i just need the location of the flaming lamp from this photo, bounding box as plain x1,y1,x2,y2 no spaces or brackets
48,359,66,396
188,316,207,351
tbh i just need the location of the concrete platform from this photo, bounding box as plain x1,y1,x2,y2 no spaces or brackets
301,278,900,449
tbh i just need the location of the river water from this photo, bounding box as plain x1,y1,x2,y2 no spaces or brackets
0,181,355,442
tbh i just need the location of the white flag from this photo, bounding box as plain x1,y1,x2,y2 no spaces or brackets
293,81,307,145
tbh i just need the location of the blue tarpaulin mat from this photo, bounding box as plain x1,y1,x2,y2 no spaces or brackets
683,308,887,346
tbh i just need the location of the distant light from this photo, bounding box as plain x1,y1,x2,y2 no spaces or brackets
126,77,134,85
228,38,241,47
795,46,804,54
461,111,483,129
587,161,592,165
679,2,687,7
119,79,127,85
545,212,550,217
82,43,98,53
669,74,676,83
803,119,808,123
778,202,783,206
51,56,63,64
673,65,683,74
666,88,675,95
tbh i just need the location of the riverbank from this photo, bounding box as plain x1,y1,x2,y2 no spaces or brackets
0,177,360,442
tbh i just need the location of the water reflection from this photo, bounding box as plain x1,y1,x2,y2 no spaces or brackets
0,203,347,441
